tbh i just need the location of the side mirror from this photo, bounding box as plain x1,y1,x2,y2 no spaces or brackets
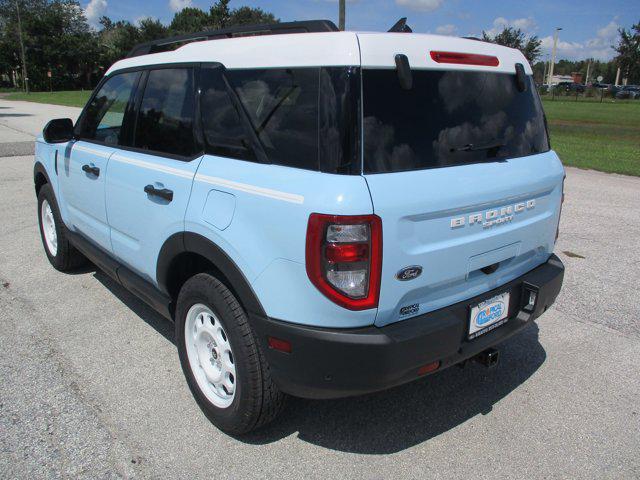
43,118,74,143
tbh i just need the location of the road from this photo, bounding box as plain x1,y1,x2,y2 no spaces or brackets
1,99,639,479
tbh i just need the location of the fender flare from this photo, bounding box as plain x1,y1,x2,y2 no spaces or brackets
33,161,53,195
156,232,267,318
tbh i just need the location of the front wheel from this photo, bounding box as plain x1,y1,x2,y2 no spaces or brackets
175,273,285,434
37,184,87,271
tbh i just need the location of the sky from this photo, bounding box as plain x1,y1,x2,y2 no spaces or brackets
81,0,638,61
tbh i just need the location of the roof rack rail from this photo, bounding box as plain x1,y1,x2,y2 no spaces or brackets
126,20,339,58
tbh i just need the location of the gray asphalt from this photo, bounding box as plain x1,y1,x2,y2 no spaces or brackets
1,99,639,479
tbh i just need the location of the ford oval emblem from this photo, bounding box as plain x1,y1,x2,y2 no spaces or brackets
396,265,423,281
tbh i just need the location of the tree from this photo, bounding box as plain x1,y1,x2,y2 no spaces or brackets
97,17,140,69
614,21,640,84
230,6,276,26
482,26,542,64
208,0,231,29
0,0,100,90
0,0,279,90
168,7,210,34
170,1,277,34
137,17,168,43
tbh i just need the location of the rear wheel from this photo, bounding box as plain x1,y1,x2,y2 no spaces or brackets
176,273,286,434
37,184,87,271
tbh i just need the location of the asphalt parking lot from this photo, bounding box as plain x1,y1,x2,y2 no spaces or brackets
1,99,639,479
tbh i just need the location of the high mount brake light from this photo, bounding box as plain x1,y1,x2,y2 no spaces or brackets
306,214,382,310
430,51,500,67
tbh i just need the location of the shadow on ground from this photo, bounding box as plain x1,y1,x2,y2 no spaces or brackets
93,268,546,454
94,270,175,344
0,113,33,118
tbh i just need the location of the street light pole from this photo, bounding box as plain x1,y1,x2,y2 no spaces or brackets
15,0,29,94
338,0,345,31
547,27,562,87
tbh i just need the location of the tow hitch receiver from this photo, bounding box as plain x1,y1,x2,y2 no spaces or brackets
475,348,500,368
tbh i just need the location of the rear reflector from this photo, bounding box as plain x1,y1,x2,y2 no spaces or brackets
306,213,382,310
417,361,440,376
430,51,500,67
268,336,291,353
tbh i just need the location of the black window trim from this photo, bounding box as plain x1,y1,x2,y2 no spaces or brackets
73,61,268,164
74,62,363,171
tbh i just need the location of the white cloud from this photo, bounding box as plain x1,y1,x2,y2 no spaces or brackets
541,20,619,60
169,0,192,13
484,16,537,37
395,0,443,13
435,24,457,36
84,0,107,26
512,17,535,31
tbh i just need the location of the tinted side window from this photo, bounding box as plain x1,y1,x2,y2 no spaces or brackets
200,68,254,161
79,72,139,145
226,68,319,170
319,67,361,174
134,68,197,157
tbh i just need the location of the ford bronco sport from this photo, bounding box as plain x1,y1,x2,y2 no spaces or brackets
34,20,565,434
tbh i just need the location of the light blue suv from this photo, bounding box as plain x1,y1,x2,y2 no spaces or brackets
34,20,565,434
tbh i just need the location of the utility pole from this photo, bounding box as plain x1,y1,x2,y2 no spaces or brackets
15,0,29,93
542,55,549,85
585,60,591,85
338,0,345,31
547,27,562,87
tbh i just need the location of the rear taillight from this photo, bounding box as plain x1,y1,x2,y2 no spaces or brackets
430,51,500,67
306,214,382,310
555,175,565,243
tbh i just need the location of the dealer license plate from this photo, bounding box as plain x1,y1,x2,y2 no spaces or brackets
468,292,510,339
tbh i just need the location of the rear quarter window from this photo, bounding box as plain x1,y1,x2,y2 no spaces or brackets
363,70,550,173
227,68,320,171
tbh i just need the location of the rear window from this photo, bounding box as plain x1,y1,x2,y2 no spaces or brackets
363,70,549,174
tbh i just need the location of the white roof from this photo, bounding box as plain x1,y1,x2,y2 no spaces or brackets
107,31,532,76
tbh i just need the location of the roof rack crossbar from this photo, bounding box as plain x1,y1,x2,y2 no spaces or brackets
126,20,339,58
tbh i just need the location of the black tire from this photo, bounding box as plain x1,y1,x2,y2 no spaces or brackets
175,273,286,435
37,183,87,272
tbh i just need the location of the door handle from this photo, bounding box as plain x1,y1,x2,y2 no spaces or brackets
81,164,100,177
144,184,173,202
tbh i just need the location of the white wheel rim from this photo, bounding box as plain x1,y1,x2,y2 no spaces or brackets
41,199,58,256
185,303,236,408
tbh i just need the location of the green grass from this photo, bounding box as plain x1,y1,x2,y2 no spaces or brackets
543,100,640,176
4,90,91,108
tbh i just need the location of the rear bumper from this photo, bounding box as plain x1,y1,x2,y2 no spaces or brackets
251,254,564,399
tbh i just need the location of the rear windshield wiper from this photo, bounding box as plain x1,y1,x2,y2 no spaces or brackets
450,140,505,153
